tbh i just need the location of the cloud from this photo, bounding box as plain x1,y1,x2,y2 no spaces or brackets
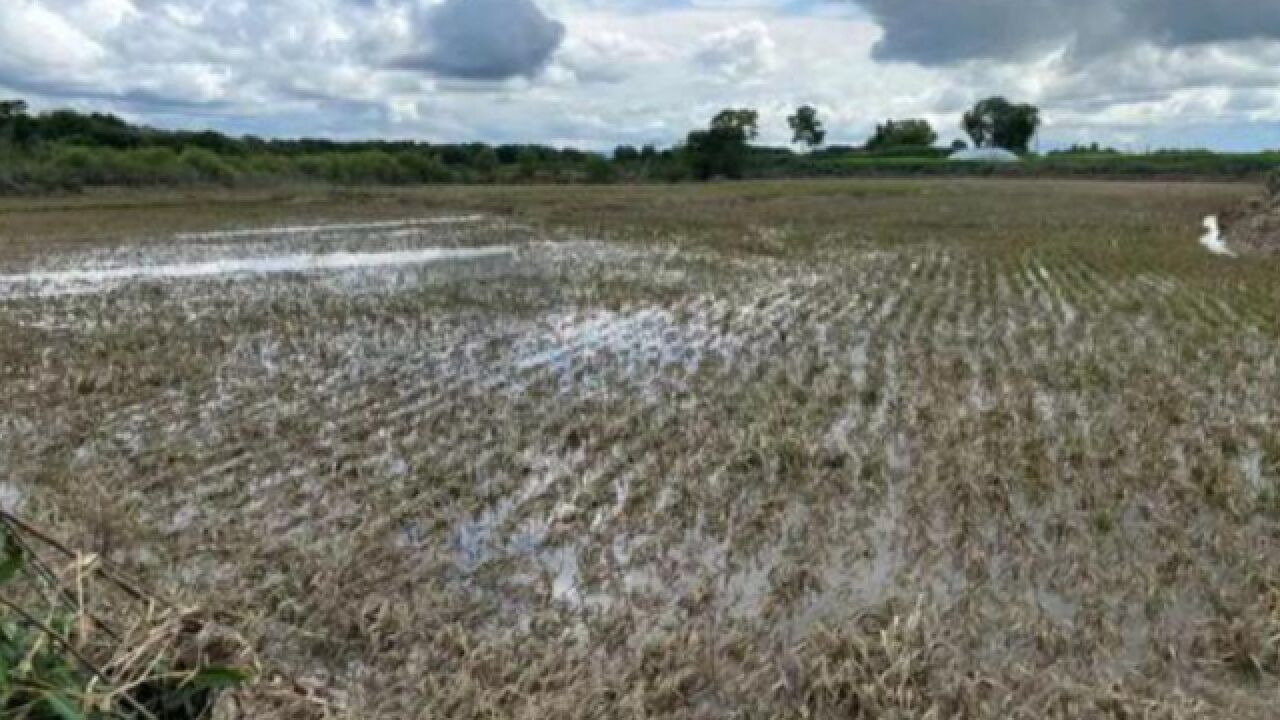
397,0,566,80
0,1,104,73
694,20,778,82
1,0,1279,152
556,29,669,84
855,0,1280,65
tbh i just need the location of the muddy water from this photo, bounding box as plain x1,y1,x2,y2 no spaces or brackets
0,246,516,299
173,215,488,241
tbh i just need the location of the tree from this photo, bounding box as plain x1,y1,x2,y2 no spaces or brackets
0,100,27,120
711,109,759,140
787,105,826,149
0,99,34,148
685,108,759,180
962,97,1041,153
1049,142,1118,156
517,148,540,180
585,154,616,183
613,145,640,162
472,146,499,176
866,119,937,150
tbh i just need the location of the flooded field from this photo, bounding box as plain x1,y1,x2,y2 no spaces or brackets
2,179,1279,718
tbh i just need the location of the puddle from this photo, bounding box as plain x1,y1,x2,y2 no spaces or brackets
0,246,515,299
444,488,909,623
173,215,487,241
1200,216,1236,257
510,301,748,390
1239,444,1268,498
0,482,24,513
515,309,683,372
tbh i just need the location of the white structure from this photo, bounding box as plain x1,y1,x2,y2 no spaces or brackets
949,147,1021,163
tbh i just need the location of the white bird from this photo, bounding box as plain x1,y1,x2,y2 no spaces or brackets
1199,216,1236,257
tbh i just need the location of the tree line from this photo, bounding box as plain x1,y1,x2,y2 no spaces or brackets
0,95,1044,191
678,98,1040,180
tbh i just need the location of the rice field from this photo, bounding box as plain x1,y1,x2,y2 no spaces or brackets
2,179,1279,718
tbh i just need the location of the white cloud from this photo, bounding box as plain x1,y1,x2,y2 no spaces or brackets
71,0,137,30
556,28,670,84
0,0,1277,151
0,1,104,73
694,20,778,82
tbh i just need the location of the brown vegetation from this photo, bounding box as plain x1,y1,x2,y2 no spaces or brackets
2,179,1278,718
1221,172,1280,255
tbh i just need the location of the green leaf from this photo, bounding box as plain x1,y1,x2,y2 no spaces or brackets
185,665,252,690
0,529,23,586
42,692,86,720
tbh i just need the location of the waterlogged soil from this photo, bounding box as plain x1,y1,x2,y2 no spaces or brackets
3,181,1280,719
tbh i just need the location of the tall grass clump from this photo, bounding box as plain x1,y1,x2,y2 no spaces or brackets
0,514,254,719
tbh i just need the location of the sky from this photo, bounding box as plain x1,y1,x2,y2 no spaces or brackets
5,0,1280,151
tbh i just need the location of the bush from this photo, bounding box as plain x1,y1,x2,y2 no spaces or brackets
472,148,499,180
517,149,539,181
584,155,617,184
243,153,293,181
1267,168,1280,198
339,151,411,184
0,518,254,719
180,147,237,185
51,146,106,186
397,152,453,183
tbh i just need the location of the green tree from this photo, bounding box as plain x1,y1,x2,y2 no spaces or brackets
1049,142,1118,156
585,154,617,183
0,100,33,148
787,105,826,149
962,97,1041,153
866,119,937,150
517,148,540,180
613,145,640,162
711,109,759,140
473,146,499,178
0,100,26,121
685,108,759,180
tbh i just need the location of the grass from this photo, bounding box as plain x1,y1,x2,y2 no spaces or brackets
788,151,1280,180
1,178,1278,718
0,514,254,719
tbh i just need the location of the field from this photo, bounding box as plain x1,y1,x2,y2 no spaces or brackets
3,179,1280,718
774,151,1280,181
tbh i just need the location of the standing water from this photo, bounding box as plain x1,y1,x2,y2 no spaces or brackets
0,246,515,299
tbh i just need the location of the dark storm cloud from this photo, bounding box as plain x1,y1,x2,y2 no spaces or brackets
856,0,1280,64
398,0,566,80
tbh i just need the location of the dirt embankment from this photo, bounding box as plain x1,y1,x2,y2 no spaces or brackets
1221,171,1280,255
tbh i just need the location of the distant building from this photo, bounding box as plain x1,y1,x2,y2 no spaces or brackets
949,147,1021,163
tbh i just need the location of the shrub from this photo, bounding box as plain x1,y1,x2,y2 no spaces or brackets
179,147,237,185
584,155,617,184
517,149,540,181
0,516,254,719
51,146,105,186
397,152,453,183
